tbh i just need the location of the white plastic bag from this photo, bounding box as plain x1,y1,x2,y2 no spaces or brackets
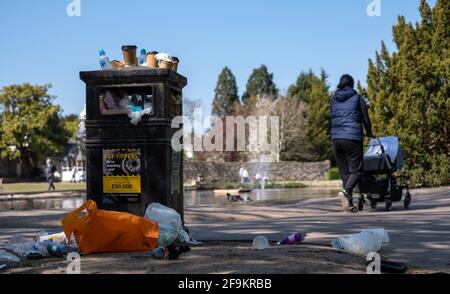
144,203,190,247
331,228,390,256
155,52,172,62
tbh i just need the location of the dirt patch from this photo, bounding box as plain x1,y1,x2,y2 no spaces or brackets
1,241,370,274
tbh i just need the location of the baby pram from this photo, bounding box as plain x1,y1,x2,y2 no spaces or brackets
357,136,412,211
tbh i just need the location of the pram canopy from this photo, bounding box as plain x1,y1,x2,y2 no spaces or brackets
364,136,404,172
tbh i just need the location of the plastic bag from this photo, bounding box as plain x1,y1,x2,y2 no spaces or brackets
155,52,172,62
128,107,152,125
0,249,21,263
1,235,50,259
144,203,190,247
331,228,390,256
62,200,159,254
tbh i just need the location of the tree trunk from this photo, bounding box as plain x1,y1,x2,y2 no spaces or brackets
19,148,32,179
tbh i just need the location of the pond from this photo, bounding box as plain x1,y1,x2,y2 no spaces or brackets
185,188,339,206
0,188,339,210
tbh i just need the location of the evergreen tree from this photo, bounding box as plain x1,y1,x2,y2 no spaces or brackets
212,67,239,117
286,70,332,161
287,70,319,103
365,0,449,186
242,65,278,107
307,72,332,161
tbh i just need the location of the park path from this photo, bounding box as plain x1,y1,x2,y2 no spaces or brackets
0,187,449,272
187,187,450,272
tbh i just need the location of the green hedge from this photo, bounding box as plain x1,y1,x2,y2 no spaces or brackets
328,167,340,180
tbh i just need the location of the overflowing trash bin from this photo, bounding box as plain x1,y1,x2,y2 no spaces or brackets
80,67,187,218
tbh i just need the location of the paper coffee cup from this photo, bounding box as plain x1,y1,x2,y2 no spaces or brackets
121,45,137,67
146,51,158,68
110,60,125,69
159,60,174,69
171,57,179,72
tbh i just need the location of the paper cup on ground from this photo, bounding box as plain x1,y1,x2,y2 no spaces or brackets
252,236,269,250
146,51,158,68
121,45,137,67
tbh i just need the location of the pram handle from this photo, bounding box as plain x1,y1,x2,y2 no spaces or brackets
364,134,385,153
375,137,385,153
372,136,392,171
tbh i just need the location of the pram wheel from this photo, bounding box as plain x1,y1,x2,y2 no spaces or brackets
368,194,377,209
404,192,411,209
370,200,377,210
385,199,392,211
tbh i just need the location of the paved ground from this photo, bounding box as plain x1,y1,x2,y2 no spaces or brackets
0,186,448,273
186,186,450,272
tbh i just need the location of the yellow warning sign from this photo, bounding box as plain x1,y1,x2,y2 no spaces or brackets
103,176,141,194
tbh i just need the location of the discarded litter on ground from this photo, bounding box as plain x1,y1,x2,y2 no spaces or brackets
253,236,269,250
62,200,159,254
33,231,66,243
331,228,390,255
277,232,307,245
150,247,169,259
0,231,79,261
0,200,198,264
0,249,21,263
145,203,199,247
150,244,191,260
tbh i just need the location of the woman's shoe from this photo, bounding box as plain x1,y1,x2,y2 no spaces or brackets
338,190,358,213
338,190,351,212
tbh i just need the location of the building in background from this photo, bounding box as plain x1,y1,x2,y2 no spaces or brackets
0,140,85,182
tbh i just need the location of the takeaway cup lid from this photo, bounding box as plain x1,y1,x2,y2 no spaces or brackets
121,45,137,50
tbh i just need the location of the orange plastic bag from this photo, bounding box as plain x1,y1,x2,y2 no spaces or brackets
62,200,158,254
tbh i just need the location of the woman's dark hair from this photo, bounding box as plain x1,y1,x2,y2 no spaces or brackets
338,74,354,89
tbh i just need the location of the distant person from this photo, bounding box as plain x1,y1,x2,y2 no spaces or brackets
242,168,249,184
261,173,269,190
46,159,57,191
78,170,85,183
255,172,261,184
330,74,374,213
70,166,78,183
239,167,244,184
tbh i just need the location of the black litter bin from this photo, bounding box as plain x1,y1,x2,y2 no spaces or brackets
80,68,187,218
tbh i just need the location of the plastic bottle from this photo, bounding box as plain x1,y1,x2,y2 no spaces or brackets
139,49,147,66
35,231,66,243
46,242,78,258
277,232,306,245
99,49,112,70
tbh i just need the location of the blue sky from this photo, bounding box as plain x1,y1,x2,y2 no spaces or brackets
0,0,434,116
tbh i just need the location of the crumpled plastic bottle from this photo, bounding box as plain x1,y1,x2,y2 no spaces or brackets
331,228,390,256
